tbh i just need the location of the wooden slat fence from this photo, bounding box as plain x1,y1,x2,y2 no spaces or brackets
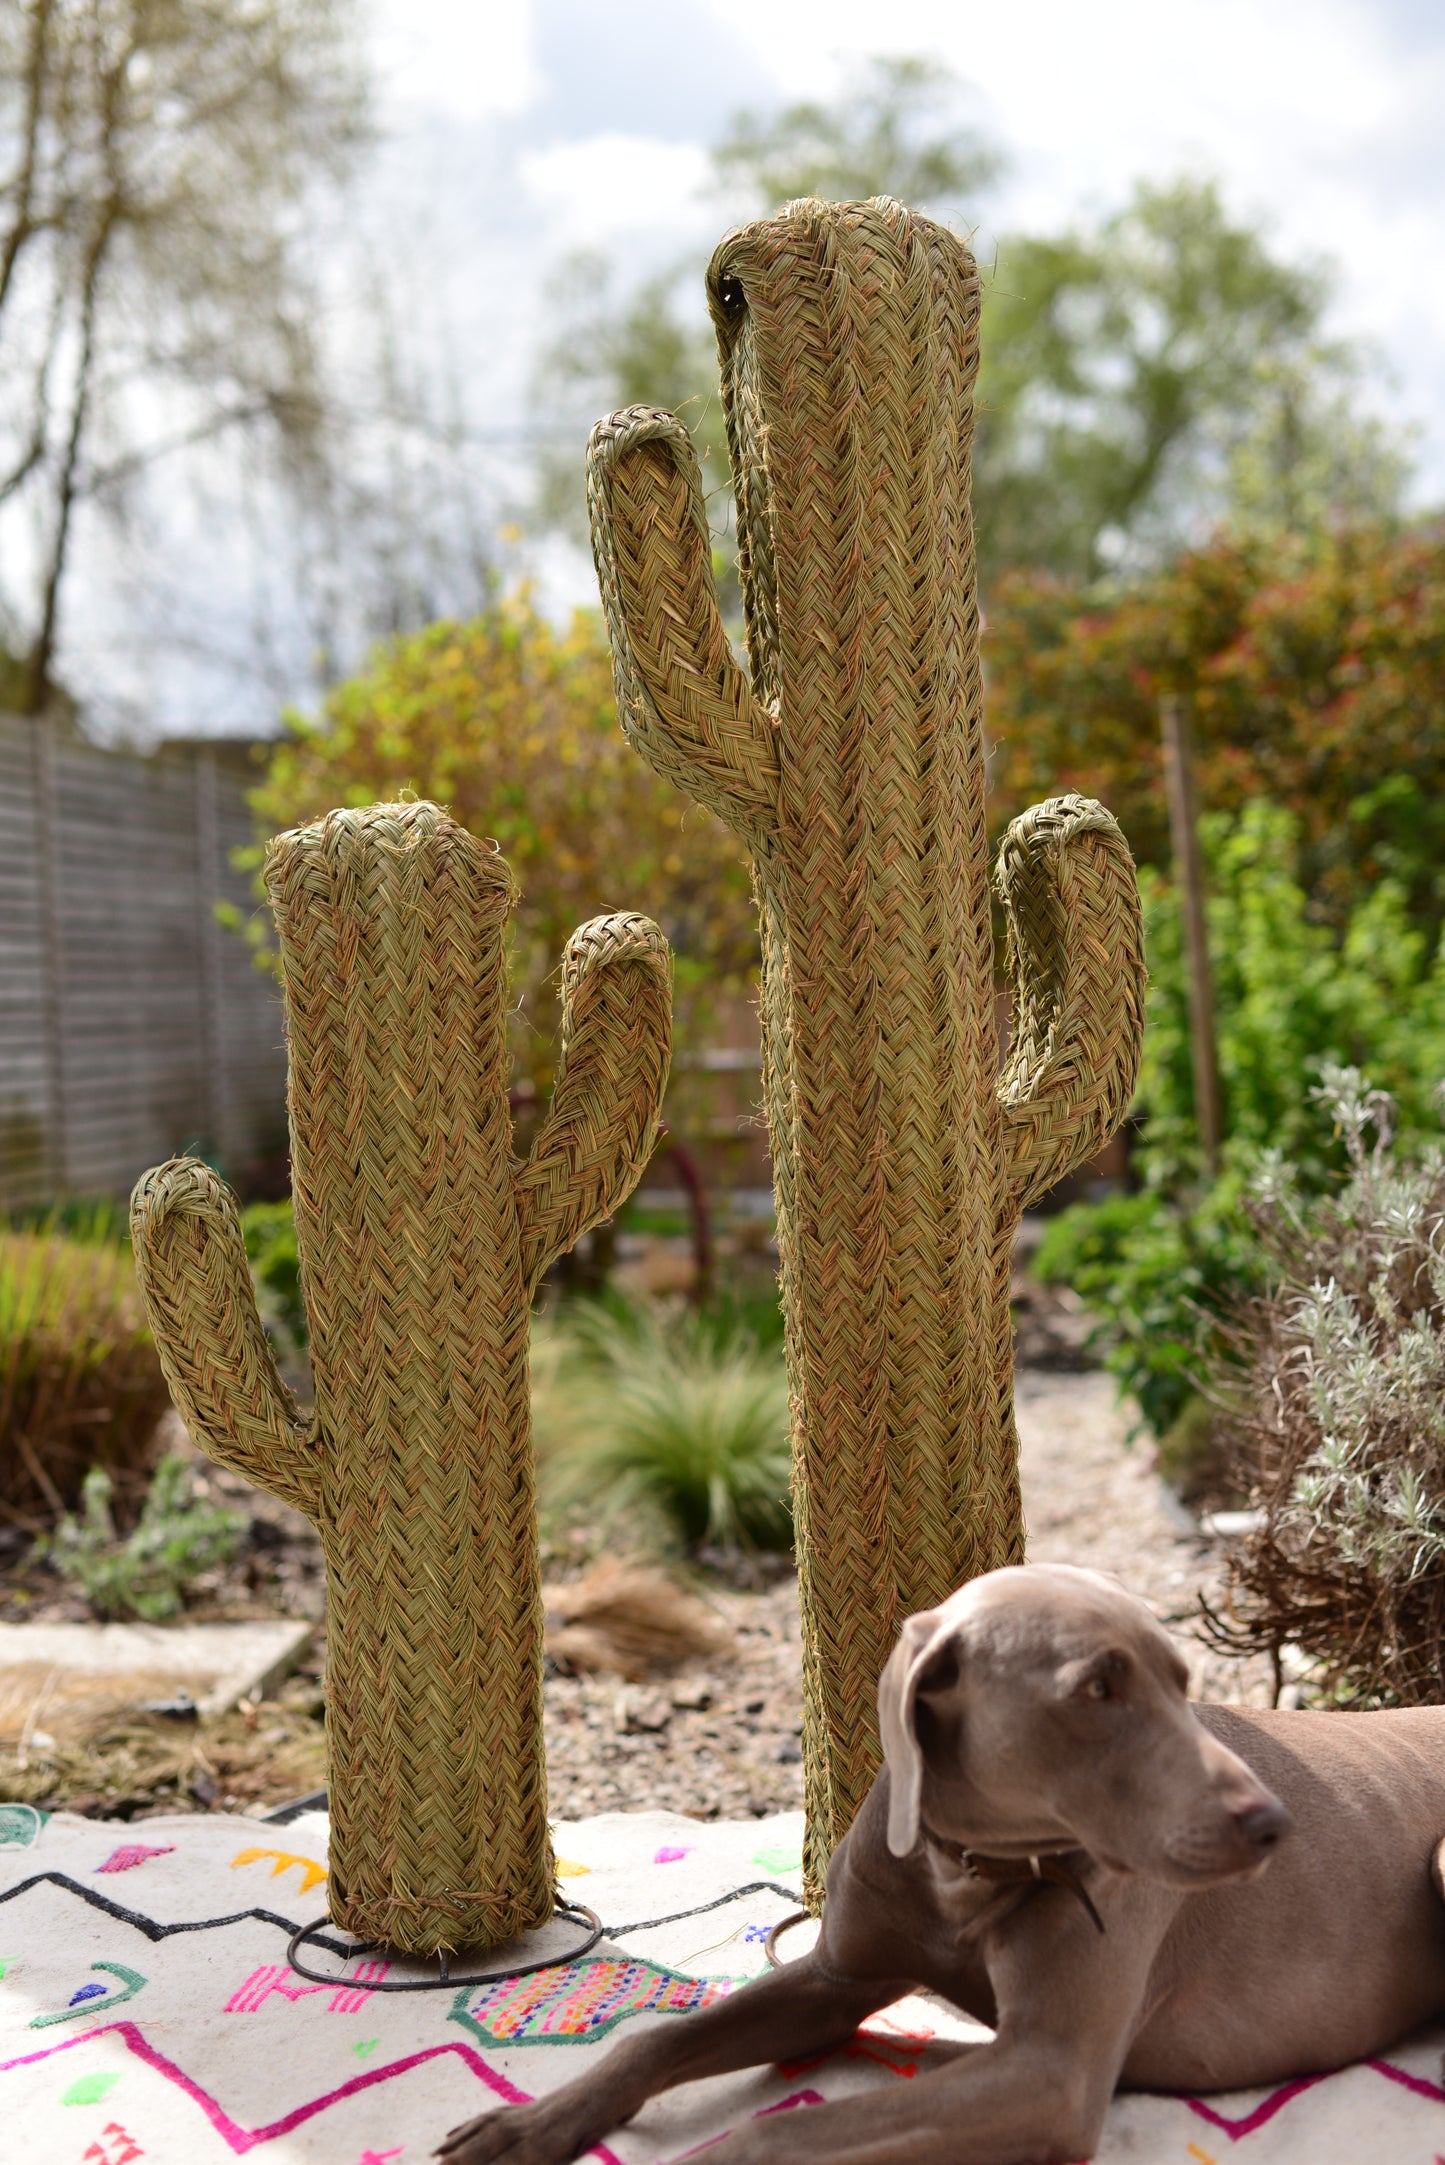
0,714,287,1210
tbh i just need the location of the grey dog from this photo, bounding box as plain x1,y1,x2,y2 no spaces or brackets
436,1563,1445,2164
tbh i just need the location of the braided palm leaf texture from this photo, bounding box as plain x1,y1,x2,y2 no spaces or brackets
587,198,1145,1905
130,802,671,1953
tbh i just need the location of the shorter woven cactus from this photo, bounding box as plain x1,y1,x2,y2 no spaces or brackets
131,802,671,1954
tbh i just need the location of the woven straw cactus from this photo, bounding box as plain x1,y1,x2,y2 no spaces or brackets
588,198,1145,1903
131,801,671,1954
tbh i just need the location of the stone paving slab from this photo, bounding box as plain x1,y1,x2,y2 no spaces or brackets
0,1618,314,1729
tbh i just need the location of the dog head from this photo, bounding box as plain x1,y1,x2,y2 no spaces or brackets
878,1564,1291,1887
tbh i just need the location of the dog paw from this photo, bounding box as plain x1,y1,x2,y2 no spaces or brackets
432,2108,510,2163
433,2100,589,2165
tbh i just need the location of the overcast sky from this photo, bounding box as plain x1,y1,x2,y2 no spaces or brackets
373,0,1445,508
62,0,1445,733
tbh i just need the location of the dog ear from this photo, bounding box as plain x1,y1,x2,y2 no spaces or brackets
878,1608,958,1857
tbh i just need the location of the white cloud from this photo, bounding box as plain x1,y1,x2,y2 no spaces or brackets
373,0,538,122
520,136,715,249
705,0,1445,498
68,0,1445,722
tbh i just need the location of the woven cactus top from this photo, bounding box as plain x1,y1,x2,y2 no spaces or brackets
591,197,984,856
710,196,981,737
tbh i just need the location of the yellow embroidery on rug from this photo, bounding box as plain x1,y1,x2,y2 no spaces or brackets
230,1847,328,1895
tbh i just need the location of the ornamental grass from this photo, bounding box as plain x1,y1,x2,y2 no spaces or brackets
539,1302,792,1555
0,1231,170,1531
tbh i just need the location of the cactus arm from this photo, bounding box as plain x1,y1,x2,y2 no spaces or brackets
515,913,673,1295
996,794,1147,1214
586,404,779,843
130,1157,321,1520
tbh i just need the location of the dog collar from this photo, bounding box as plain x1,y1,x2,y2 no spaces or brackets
921,1825,1106,1937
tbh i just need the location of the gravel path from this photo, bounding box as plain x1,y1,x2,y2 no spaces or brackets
2,1371,1273,1822
542,1370,1274,1822
1015,1370,1274,1706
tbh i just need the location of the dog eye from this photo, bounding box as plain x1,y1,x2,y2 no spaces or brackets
1082,1676,1111,1701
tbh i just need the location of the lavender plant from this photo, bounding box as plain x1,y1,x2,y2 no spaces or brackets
1207,1064,1445,1702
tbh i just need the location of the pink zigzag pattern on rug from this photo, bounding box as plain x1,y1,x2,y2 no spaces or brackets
1181,2054,1445,2139
670,2088,826,2160
7,2019,1443,2154
224,1960,390,2014
0,2021,625,2160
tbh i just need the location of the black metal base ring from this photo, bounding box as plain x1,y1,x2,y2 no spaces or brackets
286,1900,603,1991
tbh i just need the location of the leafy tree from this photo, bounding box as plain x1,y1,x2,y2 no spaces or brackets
531,253,732,567
249,595,757,1097
528,55,997,565
713,53,1000,213
975,178,1407,578
984,521,1445,935
529,62,1406,588
0,0,368,713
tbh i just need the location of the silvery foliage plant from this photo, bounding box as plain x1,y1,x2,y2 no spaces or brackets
1211,1064,1445,1702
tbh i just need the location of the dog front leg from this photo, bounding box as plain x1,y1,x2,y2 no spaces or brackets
679,1892,1168,2165
656,2032,1117,2165
434,1951,907,2165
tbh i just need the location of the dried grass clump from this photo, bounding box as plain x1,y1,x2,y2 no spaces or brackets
0,1680,328,1818
1204,1066,1445,1703
544,1556,726,1679
0,1233,171,1529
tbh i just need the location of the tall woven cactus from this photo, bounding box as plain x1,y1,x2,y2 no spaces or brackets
131,802,671,1954
588,198,1146,1902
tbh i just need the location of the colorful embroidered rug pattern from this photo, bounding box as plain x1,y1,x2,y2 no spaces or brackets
1,1804,1442,2161
450,1959,725,2046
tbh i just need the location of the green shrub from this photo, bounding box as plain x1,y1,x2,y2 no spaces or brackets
617,1199,693,1239
1154,1394,1237,1510
0,1233,172,1526
1033,1188,1264,1440
9,1198,130,1245
43,1454,248,1621
1138,800,1445,1188
540,1301,792,1552
688,1279,786,1357
240,1201,306,1357
1031,797,1445,1444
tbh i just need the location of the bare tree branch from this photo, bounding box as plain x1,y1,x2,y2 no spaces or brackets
27,189,119,710
0,0,369,710
0,0,54,326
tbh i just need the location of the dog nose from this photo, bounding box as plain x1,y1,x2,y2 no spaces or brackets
1233,1798,1292,1854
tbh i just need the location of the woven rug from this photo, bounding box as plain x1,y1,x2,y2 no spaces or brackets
2,1801,1442,2161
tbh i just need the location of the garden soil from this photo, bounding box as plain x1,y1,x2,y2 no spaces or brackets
541,1368,1275,1822
2,1372,1272,1823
